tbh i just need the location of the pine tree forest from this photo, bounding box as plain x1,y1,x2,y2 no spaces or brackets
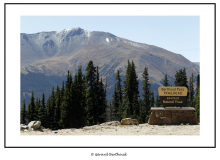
21,61,200,129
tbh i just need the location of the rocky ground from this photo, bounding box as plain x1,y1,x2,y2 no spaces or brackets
20,122,200,136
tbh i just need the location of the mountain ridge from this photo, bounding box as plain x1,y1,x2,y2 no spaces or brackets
20,27,200,105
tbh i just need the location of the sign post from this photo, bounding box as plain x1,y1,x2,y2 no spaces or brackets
158,86,188,107
148,86,198,125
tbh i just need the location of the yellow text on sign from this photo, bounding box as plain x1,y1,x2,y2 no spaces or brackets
158,87,188,96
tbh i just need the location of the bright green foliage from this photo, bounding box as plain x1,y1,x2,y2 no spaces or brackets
20,98,27,124
195,74,200,122
163,73,169,86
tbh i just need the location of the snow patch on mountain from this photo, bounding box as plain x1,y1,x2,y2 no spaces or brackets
84,30,91,38
118,38,150,50
106,38,109,42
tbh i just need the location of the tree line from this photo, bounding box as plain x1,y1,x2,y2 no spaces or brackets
21,60,200,129
21,61,107,129
108,63,200,123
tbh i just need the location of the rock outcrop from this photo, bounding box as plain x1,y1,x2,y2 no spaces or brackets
20,124,28,130
121,118,139,125
28,121,41,130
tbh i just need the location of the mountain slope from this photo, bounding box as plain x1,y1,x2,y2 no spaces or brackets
20,27,200,104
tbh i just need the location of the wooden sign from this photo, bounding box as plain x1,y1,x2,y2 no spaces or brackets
158,87,188,107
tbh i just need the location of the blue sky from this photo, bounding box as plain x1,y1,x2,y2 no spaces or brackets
21,16,200,62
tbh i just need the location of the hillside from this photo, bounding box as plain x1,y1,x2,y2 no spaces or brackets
20,27,200,105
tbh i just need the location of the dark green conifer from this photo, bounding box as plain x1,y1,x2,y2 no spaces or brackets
189,73,195,107
163,73,169,86
174,68,189,106
21,98,27,124
142,67,151,121
54,85,61,130
195,74,200,122
112,69,123,120
27,91,36,123
138,98,146,124
76,65,87,127
35,97,40,120
98,77,107,124
156,95,162,107
85,60,97,125
40,93,46,127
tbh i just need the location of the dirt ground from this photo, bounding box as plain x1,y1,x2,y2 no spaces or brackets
20,123,200,136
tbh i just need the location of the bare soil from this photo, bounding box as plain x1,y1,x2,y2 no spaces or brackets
20,123,200,136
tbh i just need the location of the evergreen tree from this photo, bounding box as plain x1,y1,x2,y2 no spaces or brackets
112,84,119,119
189,73,195,107
174,68,189,106
107,101,114,121
195,74,200,122
155,95,162,107
27,91,36,123
59,84,71,129
76,65,87,127
85,60,97,125
122,60,139,118
35,97,40,120
149,91,155,107
98,77,107,124
131,61,139,118
122,60,132,118
60,81,65,103
146,91,154,121
142,67,151,121
94,66,100,124
21,98,27,124
138,98,146,124
163,73,169,86
54,85,61,130
132,93,139,119
46,95,52,128
37,98,43,123
116,70,123,104
50,86,56,129
112,70,123,120
69,76,77,128
40,93,46,127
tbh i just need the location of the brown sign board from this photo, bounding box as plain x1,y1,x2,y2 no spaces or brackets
158,87,188,107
